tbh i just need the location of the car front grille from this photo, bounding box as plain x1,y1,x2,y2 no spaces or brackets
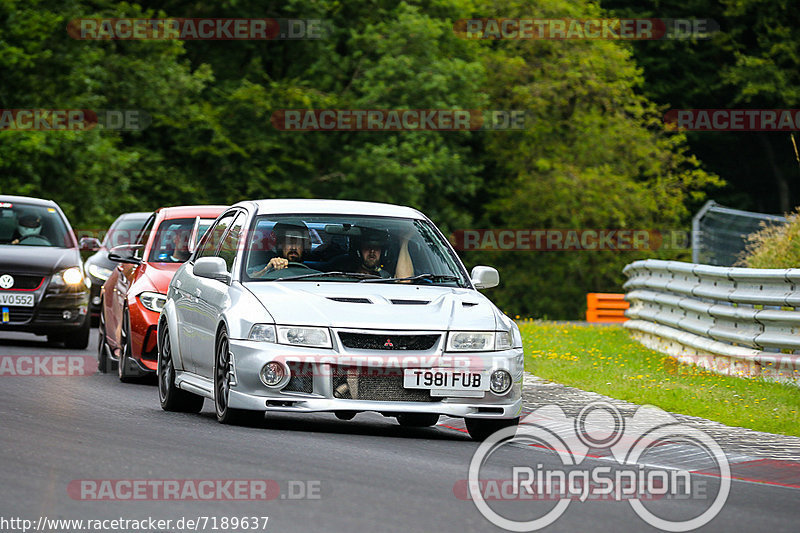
331,365,439,402
282,361,314,393
337,332,440,351
36,309,72,321
0,274,44,290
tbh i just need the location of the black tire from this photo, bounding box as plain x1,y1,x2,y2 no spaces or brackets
117,307,135,382
97,306,108,373
214,329,261,425
158,323,204,413
465,417,520,441
64,315,90,349
397,413,440,427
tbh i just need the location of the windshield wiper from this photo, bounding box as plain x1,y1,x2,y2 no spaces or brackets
359,273,462,285
273,271,381,282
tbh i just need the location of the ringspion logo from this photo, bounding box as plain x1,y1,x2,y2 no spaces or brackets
465,402,729,531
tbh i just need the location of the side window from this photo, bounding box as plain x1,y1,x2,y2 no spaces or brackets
197,213,235,260
218,212,247,272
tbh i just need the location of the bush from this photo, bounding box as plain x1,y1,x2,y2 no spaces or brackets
739,207,800,268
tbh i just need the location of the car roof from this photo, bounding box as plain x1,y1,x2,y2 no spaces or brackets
115,212,151,220
240,199,426,219
155,205,228,219
0,194,59,207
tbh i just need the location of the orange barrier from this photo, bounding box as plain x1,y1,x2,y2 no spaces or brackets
586,293,629,323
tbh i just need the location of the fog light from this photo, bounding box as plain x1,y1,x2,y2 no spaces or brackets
62,310,72,320
92,296,101,305
490,369,512,394
260,361,286,387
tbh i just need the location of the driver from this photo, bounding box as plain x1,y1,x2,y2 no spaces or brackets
252,219,311,276
11,213,43,244
167,229,191,262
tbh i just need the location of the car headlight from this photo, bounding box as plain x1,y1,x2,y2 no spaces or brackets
495,331,513,350
277,326,332,348
249,324,277,342
446,331,495,351
51,267,86,289
88,263,113,281
138,292,167,313
445,331,514,352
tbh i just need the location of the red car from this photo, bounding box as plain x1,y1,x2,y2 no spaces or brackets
98,205,226,381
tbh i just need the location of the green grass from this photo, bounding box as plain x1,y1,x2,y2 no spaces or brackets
520,320,800,437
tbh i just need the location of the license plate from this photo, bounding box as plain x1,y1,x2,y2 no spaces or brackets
403,368,491,393
0,293,34,307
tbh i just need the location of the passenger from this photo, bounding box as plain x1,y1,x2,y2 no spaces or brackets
352,227,414,279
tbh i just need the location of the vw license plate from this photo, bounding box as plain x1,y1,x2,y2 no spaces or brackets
403,368,491,396
0,293,34,307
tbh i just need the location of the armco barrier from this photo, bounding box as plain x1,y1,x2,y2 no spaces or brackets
586,293,629,323
622,259,800,385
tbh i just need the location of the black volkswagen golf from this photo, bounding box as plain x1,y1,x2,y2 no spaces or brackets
0,195,91,348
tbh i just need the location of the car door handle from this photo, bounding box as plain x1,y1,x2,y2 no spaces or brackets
195,288,202,297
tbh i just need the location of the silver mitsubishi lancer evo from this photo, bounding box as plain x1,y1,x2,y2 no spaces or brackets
157,199,523,440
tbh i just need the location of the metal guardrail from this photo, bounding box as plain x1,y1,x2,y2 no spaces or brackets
622,259,800,385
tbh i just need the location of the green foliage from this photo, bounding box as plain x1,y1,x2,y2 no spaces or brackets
1,0,722,318
465,0,720,317
739,208,800,268
602,0,800,213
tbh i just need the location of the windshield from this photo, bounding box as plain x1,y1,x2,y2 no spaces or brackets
148,217,214,263
0,201,72,248
242,214,468,287
103,215,150,248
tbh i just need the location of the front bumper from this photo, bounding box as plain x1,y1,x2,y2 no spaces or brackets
225,338,524,418
0,291,89,335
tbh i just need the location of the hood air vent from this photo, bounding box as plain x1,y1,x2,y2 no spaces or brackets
327,297,372,304
390,299,430,305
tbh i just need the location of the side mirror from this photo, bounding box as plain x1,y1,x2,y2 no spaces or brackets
194,256,230,284
108,244,143,265
471,265,499,289
79,237,102,252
